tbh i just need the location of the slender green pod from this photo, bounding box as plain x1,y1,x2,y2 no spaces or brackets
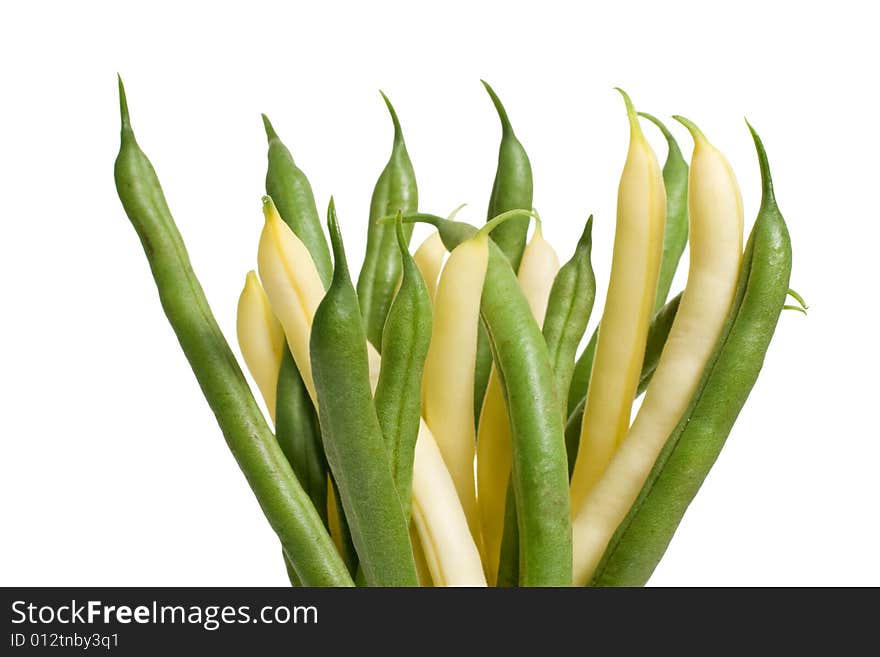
374,218,433,520
590,123,792,586
406,213,571,586
639,112,689,311
275,348,328,525
566,294,682,474
283,551,302,586
482,80,534,270
473,323,494,426
113,77,351,587
567,331,597,417
495,485,520,587
262,114,332,288
311,200,418,587
357,92,418,351
542,217,596,417
330,478,359,575
262,116,343,568
475,81,535,425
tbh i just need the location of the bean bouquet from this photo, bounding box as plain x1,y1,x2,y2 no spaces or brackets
114,77,801,587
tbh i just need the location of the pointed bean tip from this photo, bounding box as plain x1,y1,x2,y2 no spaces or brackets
482,80,513,135
261,195,280,223
580,215,594,248
446,203,468,222
117,74,132,132
379,90,403,143
638,112,674,142
261,113,278,142
671,115,705,144
745,119,776,204
326,198,349,278
614,88,642,138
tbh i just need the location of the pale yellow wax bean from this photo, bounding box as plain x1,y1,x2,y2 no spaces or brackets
516,222,560,321
476,223,559,583
422,233,490,545
256,198,325,404
256,208,485,586
411,422,488,587
236,271,285,421
569,91,666,511
571,119,743,585
413,231,446,302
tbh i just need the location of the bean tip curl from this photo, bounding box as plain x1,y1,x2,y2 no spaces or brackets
378,90,403,145
481,80,514,137
614,87,642,138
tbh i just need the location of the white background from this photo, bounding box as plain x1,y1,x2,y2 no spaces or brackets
1,1,877,586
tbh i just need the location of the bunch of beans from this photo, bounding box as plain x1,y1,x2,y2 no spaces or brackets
114,77,801,587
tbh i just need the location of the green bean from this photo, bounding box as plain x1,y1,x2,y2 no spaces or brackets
406,213,571,586
639,112,689,312
482,81,534,271
356,92,418,351
283,551,301,586
475,81,534,426
542,216,596,419
329,478,359,575
567,331,597,417
262,115,348,576
591,122,792,586
495,485,519,587
113,77,351,587
262,114,332,288
311,200,418,587
637,293,683,396
566,113,689,417
274,348,328,525
374,217,432,520
565,293,682,474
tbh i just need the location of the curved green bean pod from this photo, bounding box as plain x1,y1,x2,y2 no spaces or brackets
262,114,332,288
406,213,571,586
475,81,535,426
565,293,682,474
374,218,433,520
567,331,597,417
495,485,519,587
262,117,348,573
275,348,328,525
591,123,792,586
356,92,418,351
482,80,534,270
639,112,689,312
311,200,418,587
542,217,596,418
113,77,351,587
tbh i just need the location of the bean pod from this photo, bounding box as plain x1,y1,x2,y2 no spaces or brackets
542,216,596,418
474,81,534,425
357,92,418,350
409,214,572,586
311,200,418,587
590,123,792,586
566,293,682,473
374,218,433,519
114,77,351,587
